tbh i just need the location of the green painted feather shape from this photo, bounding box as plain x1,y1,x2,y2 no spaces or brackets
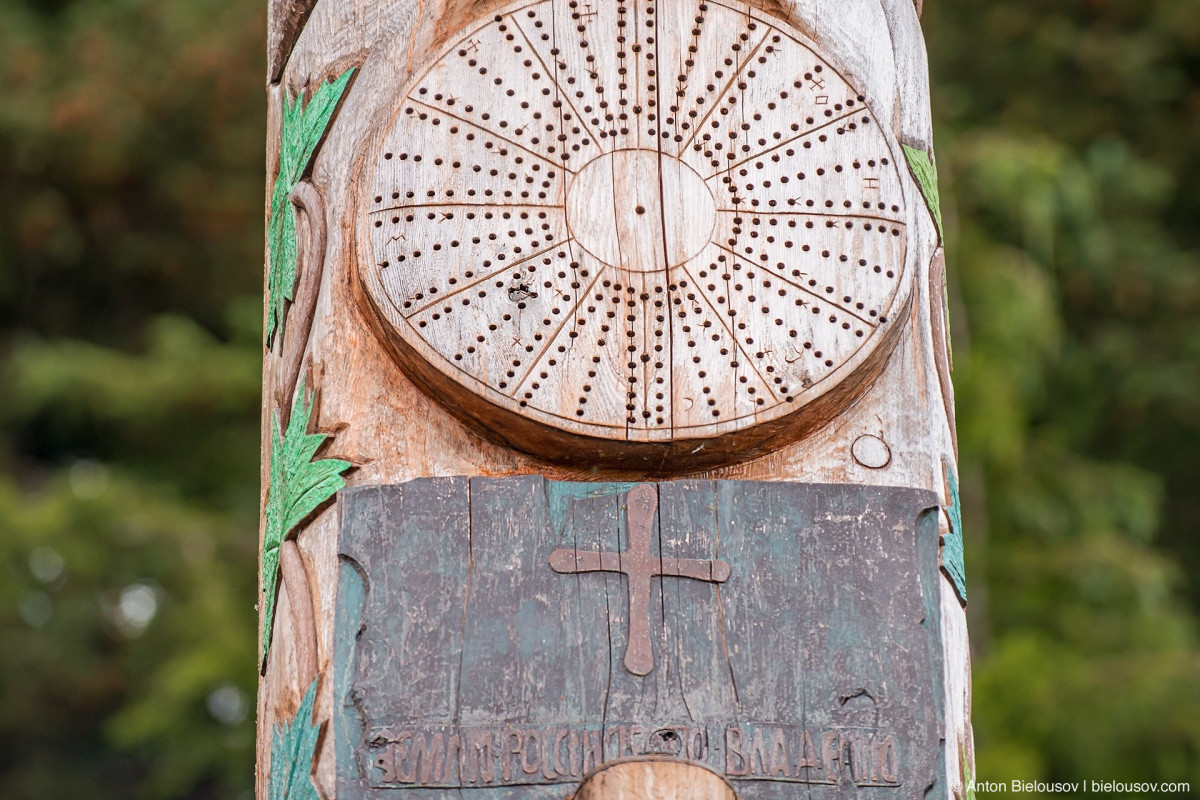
268,679,322,800
267,68,355,347
902,143,944,240
942,466,967,604
261,380,351,660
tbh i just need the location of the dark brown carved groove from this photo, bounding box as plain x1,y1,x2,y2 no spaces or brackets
279,179,327,428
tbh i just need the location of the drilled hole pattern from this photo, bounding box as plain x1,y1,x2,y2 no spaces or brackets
362,0,908,443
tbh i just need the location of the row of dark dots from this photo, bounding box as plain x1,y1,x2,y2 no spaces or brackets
533,276,668,425
696,113,868,174
547,3,664,144
371,158,556,208
726,229,884,325
691,257,845,371
716,251,887,327
671,274,791,407
451,25,595,161
668,274,777,400
668,0,710,116
697,109,867,172
701,250,858,372
425,254,590,389
511,273,669,425
714,150,903,215
519,7,644,142
733,153,891,182
525,1,626,140
595,277,670,424
673,27,757,145
472,258,594,392
664,28,770,145
694,253,865,360
509,9,615,149
727,157,902,214
384,210,554,277
449,21,573,160
609,0,667,433
716,160,904,217
691,52,859,155
423,266,579,350
732,216,899,291
717,163,902,217
386,115,560,201
571,264,841,422
734,213,902,273
548,271,851,423
670,39,827,148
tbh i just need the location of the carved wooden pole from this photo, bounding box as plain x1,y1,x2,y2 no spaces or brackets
259,2,971,799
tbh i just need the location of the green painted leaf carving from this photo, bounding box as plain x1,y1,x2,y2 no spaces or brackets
942,466,967,605
261,379,351,660
267,68,355,347
268,678,321,800
902,143,944,240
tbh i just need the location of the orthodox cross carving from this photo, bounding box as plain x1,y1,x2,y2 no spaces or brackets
548,484,731,676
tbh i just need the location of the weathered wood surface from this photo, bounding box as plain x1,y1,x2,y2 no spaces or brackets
333,478,942,799
259,1,971,798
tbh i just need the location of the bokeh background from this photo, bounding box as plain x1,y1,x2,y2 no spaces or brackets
1,0,1197,797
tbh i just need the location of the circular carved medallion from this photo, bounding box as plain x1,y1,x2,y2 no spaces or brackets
357,0,912,468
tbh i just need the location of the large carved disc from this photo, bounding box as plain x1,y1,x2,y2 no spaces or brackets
356,0,913,469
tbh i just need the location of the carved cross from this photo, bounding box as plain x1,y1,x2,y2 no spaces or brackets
548,484,731,676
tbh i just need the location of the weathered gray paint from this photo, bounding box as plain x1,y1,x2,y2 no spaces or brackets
334,478,943,800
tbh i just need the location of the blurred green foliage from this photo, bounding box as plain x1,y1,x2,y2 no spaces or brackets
0,0,1196,798
0,0,264,797
925,0,1200,793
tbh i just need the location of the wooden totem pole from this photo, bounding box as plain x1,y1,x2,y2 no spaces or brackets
259,1,971,799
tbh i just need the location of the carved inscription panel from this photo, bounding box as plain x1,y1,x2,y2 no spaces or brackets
333,478,943,799
357,0,912,461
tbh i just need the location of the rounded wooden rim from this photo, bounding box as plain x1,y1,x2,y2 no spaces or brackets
352,0,917,469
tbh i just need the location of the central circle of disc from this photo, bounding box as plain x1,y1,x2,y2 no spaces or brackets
566,149,716,274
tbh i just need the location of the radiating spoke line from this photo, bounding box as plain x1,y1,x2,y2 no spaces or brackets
509,266,607,396
711,240,876,326
676,32,769,155
510,17,602,150
405,238,574,317
678,259,773,391
409,99,576,175
371,202,565,214
715,208,906,227
705,108,862,179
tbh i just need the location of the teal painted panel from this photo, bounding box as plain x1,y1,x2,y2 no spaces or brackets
942,469,967,605
333,479,943,800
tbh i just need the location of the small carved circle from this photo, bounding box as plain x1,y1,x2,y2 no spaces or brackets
851,434,892,469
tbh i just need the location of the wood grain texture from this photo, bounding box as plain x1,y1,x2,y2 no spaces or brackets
268,0,320,83
260,1,972,797
574,759,735,800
